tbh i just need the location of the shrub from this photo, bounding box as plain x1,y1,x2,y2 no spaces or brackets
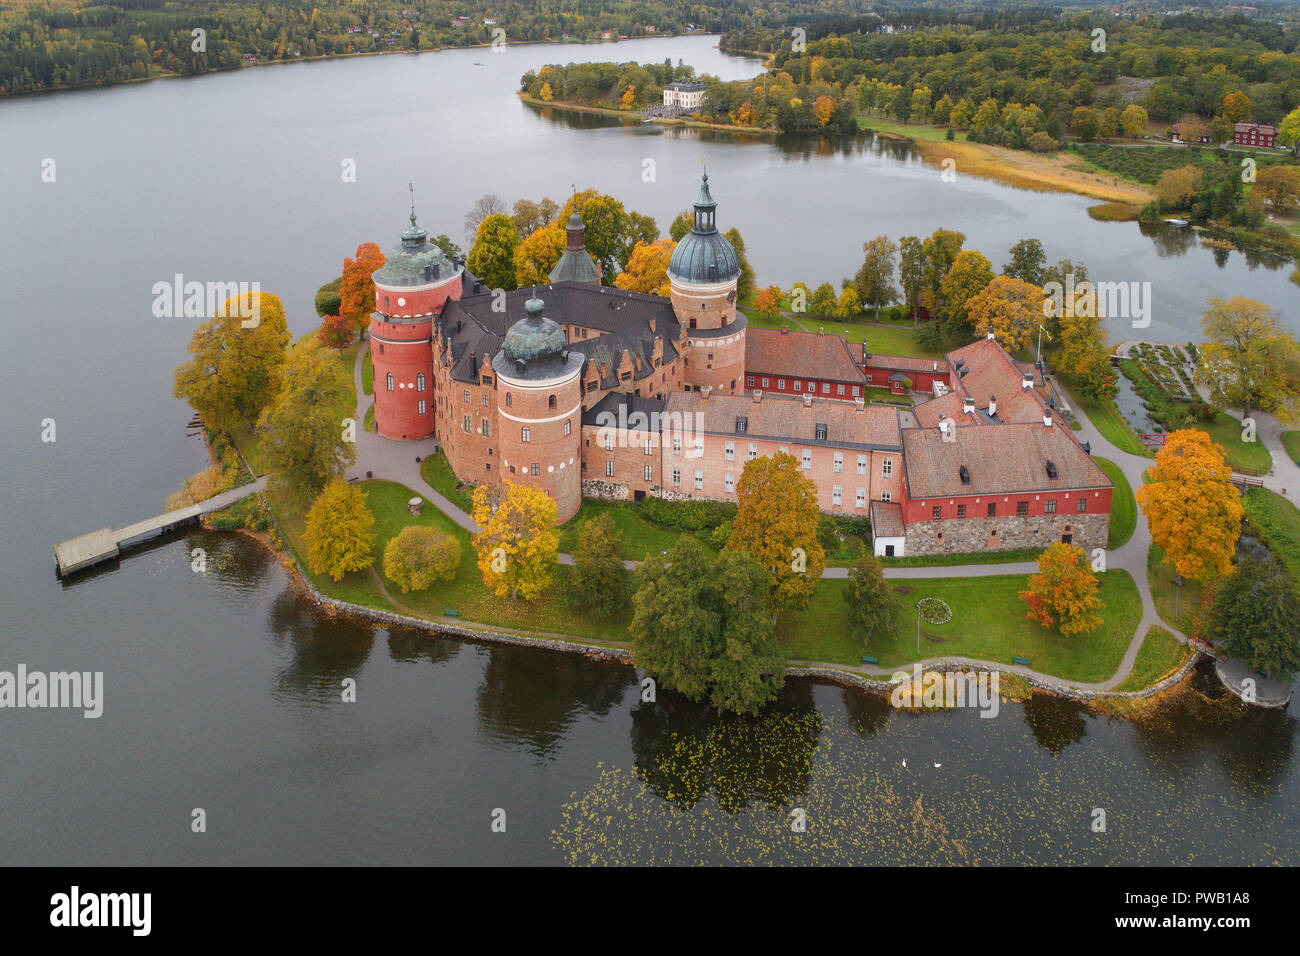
382,525,460,593
315,278,342,318
636,496,737,533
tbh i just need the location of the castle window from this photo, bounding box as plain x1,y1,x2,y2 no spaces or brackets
463,416,471,433
815,423,828,441
604,434,614,452
1077,498,1087,513
801,449,811,470
833,486,843,507
672,435,682,455
672,468,681,487
548,394,557,409
882,458,893,478
387,373,394,392
725,472,735,494
506,393,512,408
645,438,653,456
881,491,891,502
1016,501,1029,516
794,380,801,391
694,470,703,490
857,455,867,475
417,373,426,392
735,417,748,434
606,461,614,477
822,383,830,395
644,465,653,482
957,504,966,518
521,427,531,443
833,452,843,473
531,463,540,476
932,506,941,520
748,443,757,461
778,379,785,390
837,384,845,396
693,436,703,458
725,441,734,461
482,394,489,407
463,391,470,403
761,378,769,389
856,488,866,509
379,343,384,355
564,420,571,436
1046,499,1057,514
852,386,860,396
418,400,427,414
988,502,997,517
482,420,490,437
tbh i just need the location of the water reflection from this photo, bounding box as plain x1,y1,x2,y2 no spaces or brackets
1022,692,1090,755
474,644,634,759
1138,220,1199,257
266,590,376,703
386,624,461,667
185,530,274,591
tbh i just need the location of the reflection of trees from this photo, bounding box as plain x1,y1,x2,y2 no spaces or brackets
266,589,375,702
1211,246,1230,268
1138,220,1196,257
475,644,635,759
629,681,824,812
386,624,460,667
185,530,273,591
1126,664,1296,796
1022,692,1089,755
842,687,892,737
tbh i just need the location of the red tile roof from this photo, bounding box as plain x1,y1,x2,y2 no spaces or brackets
746,326,865,383
870,500,905,538
665,389,901,449
915,336,1049,426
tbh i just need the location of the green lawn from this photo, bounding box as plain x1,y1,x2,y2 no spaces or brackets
739,307,955,359
363,401,376,433
1199,414,1273,473
1061,375,1153,459
360,342,373,396
1282,431,1300,465
1094,457,1136,549
855,114,965,143
880,547,1041,568
419,450,475,513
1147,545,1204,633
1242,487,1300,581
776,570,1142,683
337,339,362,379
558,499,701,562
1114,625,1194,692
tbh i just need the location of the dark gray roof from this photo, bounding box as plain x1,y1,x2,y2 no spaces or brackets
582,392,667,427
549,248,601,284
667,173,739,285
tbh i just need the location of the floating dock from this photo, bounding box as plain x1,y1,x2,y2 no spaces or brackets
54,477,267,577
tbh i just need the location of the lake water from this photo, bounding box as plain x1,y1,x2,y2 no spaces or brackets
1,34,1296,865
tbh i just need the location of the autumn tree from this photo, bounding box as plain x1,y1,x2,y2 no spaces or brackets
257,340,356,499
1220,90,1251,123
1175,114,1207,144
1019,542,1105,636
1070,106,1100,141
1278,105,1300,157
463,193,506,238
1156,165,1203,207
1003,238,1046,286
629,537,783,715
921,228,965,304
810,282,837,317
614,238,675,296
510,197,559,236
898,235,926,324
317,313,353,349
938,249,994,336
570,512,628,617
855,235,898,321
813,94,835,126
965,274,1042,353
1057,307,1118,402
558,190,657,281
513,221,566,287
754,285,782,317
1254,166,1300,211
727,453,826,612
1120,104,1149,137
470,481,559,600
1135,429,1244,583
173,290,291,436
1196,296,1300,424
304,479,375,582
844,552,899,645
383,525,460,593
725,227,756,303
836,284,862,319
538,81,553,102
339,242,385,336
1204,554,1300,681
467,212,520,292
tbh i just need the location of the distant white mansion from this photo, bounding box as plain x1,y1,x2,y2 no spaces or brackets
663,81,705,111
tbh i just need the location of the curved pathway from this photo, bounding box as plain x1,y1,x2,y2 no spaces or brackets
341,342,1275,697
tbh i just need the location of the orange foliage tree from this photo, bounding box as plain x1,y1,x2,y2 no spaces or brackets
614,239,675,296
339,242,386,337
813,95,836,126
1134,428,1244,582
317,313,354,349
1019,542,1105,636
754,286,782,317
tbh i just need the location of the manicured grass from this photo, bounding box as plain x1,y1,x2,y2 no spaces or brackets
742,307,957,359
1242,488,1300,581
863,386,914,406
363,401,376,433
1094,457,1136,549
855,113,965,142
880,547,1040,568
1114,625,1194,692
337,339,362,378
1147,545,1204,633
1199,414,1273,473
1282,431,1300,465
558,499,701,562
776,570,1142,683
419,450,475,513
1060,374,1153,459
361,342,373,395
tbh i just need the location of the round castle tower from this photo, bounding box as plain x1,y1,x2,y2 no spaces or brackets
493,295,585,523
667,172,746,395
370,203,464,441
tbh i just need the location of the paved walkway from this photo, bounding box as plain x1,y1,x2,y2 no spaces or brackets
341,341,1288,701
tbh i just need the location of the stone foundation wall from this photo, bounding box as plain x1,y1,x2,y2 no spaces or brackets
582,478,631,501
903,513,1108,556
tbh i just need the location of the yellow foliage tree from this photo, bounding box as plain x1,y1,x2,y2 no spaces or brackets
614,239,675,296
1134,429,1244,582
813,95,835,126
727,453,826,611
539,82,553,102
383,525,460,593
964,274,1043,353
620,84,636,108
304,479,375,581
470,481,559,600
514,222,567,287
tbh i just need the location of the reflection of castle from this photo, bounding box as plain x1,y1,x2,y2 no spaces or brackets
369,175,1110,555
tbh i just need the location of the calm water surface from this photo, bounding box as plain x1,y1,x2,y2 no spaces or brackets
0,35,1296,865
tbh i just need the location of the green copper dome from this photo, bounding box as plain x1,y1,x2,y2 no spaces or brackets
502,296,566,364
667,172,739,286
372,209,458,288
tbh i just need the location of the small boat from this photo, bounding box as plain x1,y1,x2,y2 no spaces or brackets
1163,218,1189,227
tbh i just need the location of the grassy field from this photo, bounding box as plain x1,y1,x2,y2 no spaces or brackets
1242,488,1300,581
558,499,700,562
855,114,967,142
740,307,955,359
881,547,1040,568
1147,545,1204,633
1094,457,1136,549
360,342,373,395
776,570,1142,683
1113,625,1195,692
419,450,474,513
1060,374,1153,459
1282,431,1300,465
363,401,375,433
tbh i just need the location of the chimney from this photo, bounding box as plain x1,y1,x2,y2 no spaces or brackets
803,393,813,408
988,394,997,416
932,360,938,371
938,417,950,438
753,389,763,403
986,328,996,341
648,315,656,333
854,397,865,413
1022,372,1034,391
701,385,712,401
780,325,789,335
962,396,975,415
1044,409,1053,427
819,326,825,335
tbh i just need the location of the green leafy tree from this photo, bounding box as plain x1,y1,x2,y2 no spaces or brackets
1003,238,1046,286
725,227,756,303
938,249,994,336
304,479,375,582
1205,555,1300,681
898,235,926,324
630,537,783,715
856,235,899,321
669,209,693,241
382,525,460,593
466,212,520,292
1197,296,1300,424
844,552,899,645
571,512,628,616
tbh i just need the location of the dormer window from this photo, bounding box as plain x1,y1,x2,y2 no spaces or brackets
814,423,828,441
1046,460,1058,480
959,465,970,485
735,416,748,434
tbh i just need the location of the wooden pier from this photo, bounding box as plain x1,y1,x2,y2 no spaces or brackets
54,477,267,577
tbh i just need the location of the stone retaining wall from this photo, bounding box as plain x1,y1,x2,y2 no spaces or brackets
904,513,1108,556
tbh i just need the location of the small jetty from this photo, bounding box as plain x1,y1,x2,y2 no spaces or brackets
54,477,267,577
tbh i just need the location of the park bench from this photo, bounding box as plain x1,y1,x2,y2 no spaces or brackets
861,656,878,665
1012,655,1031,666
444,609,459,617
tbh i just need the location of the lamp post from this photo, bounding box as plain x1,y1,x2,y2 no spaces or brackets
1174,572,1183,625
916,603,921,656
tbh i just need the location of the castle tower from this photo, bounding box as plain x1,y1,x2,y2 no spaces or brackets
493,294,584,523
548,210,601,285
667,172,745,395
370,197,464,441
